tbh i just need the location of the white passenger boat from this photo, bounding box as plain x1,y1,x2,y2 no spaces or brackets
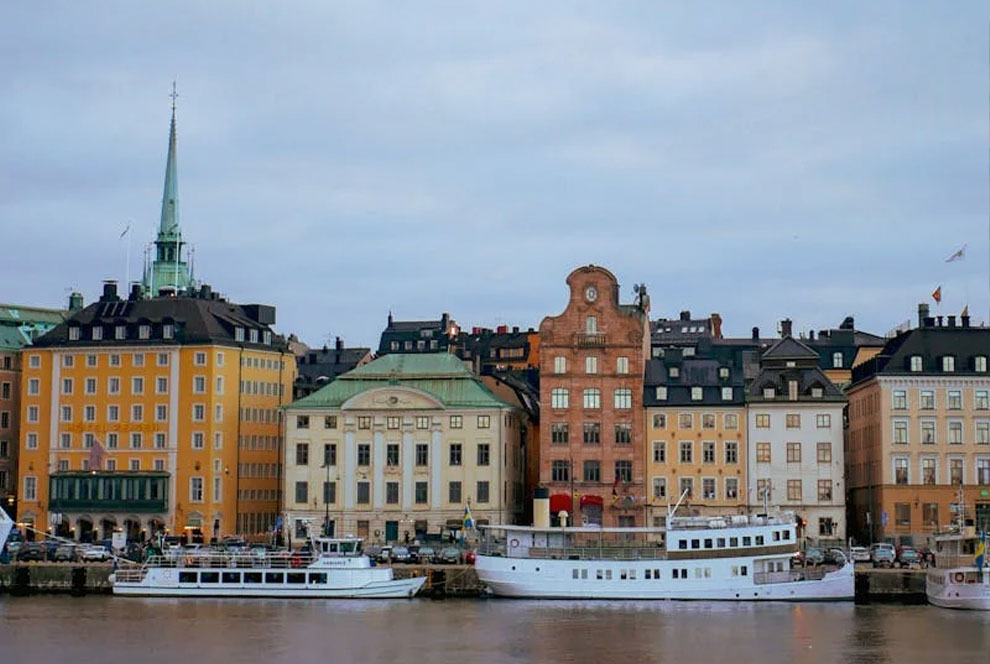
110,535,427,599
475,493,852,601
925,495,989,610
0,507,13,555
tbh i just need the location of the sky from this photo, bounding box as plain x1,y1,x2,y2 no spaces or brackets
2,2,988,349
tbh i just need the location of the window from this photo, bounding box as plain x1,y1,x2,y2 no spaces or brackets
977,459,990,485
551,423,569,444
386,481,399,504
976,390,989,410
756,442,771,463
553,356,566,374
786,443,801,463
324,415,338,429
614,423,632,445
449,443,462,466
585,356,598,374
723,441,738,464
23,476,37,501
948,421,963,445
415,416,429,429
107,433,118,449
943,356,955,372
977,421,990,445
700,477,716,500
724,413,738,430
26,433,38,449
652,440,666,463
721,387,733,401
655,387,668,401
63,354,74,367
157,352,169,366
60,432,71,448
816,442,832,464
616,357,629,374
415,482,428,504
679,441,693,463
923,503,939,527
922,420,936,444
950,458,964,485
832,352,843,368
652,477,667,499
28,354,40,369
700,413,715,429
61,405,72,422
156,404,167,422
551,460,570,482
194,352,207,366
191,432,204,449
585,316,597,334
415,444,428,466
131,404,143,422
477,443,490,466
691,387,703,401
193,404,205,421
583,422,601,444
725,478,739,500
358,416,372,429
215,376,224,395
28,378,40,396
584,460,601,482
192,376,206,394
61,378,73,395
895,503,911,527
652,414,666,429
614,460,632,483
920,390,935,409
296,415,310,429
895,458,909,485
551,388,569,409
583,388,601,409
669,367,679,379
702,441,715,463
476,481,490,503
449,415,462,429
296,443,309,465
679,477,693,498
763,387,775,399
814,414,830,429
786,414,801,428
678,413,693,429
910,355,923,372
477,415,491,429
755,414,770,428
356,481,370,504
190,477,204,502
321,443,337,466
155,433,166,449
948,390,962,410
448,481,462,503
922,458,936,485
786,480,802,501
323,481,336,504
614,388,632,409
386,416,400,430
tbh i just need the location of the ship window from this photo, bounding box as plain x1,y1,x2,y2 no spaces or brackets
691,539,700,549
678,539,687,550
581,569,588,579
729,537,738,547
605,570,613,580
717,538,726,548
741,566,748,576
773,531,780,542
179,572,197,583
672,569,679,579
620,570,627,580
743,537,752,546
573,569,580,579
782,530,790,540
629,569,636,580
244,573,263,584
309,573,327,584
597,570,603,580
645,569,652,579
287,573,306,585
654,569,660,579
222,572,240,583
265,572,285,584
755,536,764,546
200,572,220,584
704,539,713,548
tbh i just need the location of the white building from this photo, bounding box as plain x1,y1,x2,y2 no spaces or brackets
746,337,847,544
282,353,524,546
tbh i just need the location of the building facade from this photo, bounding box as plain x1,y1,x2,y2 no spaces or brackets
282,353,524,546
538,265,650,527
643,349,747,527
846,313,990,544
292,336,372,400
746,337,846,545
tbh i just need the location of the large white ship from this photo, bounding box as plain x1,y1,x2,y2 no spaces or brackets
925,493,989,610
110,536,426,599
475,493,853,601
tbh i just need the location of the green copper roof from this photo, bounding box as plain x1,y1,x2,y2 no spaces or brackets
159,105,179,236
287,353,515,410
0,304,68,327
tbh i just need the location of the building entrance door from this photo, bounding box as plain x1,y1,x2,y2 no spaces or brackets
385,520,399,542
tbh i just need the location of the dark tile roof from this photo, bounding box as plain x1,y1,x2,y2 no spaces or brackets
643,356,746,406
851,322,990,384
377,313,454,355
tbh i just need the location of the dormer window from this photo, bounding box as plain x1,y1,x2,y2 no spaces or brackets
163,324,174,340
811,387,823,398
68,327,80,341
115,325,126,340
668,367,679,378
138,325,150,340
788,380,798,400
91,326,103,341
942,356,955,373
263,330,272,345
721,387,733,401
763,387,776,399
683,347,695,357
691,387,703,401
718,367,729,379
975,356,987,372
249,329,259,343
234,327,245,342
786,361,796,368
656,386,668,401
832,352,843,368
910,355,923,372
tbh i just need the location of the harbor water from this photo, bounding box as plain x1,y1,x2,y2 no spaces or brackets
2,596,989,664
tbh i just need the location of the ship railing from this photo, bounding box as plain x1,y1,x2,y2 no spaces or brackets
143,552,317,569
478,544,666,561
753,569,826,585
112,568,147,583
931,555,983,570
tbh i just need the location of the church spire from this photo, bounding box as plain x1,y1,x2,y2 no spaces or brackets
159,81,179,236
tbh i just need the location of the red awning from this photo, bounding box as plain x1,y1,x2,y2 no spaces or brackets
580,494,604,508
549,494,571,513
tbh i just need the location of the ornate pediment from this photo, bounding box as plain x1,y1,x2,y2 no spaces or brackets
340,386,444,411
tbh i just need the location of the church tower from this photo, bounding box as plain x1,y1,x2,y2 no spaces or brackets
144,83,192,296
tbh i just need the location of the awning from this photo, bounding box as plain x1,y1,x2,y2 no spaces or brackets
549,494,571,514
580,494,604,508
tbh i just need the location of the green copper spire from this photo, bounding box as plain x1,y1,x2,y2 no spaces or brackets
145,82,192,297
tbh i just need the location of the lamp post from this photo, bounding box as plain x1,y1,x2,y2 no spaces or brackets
323,460,331,537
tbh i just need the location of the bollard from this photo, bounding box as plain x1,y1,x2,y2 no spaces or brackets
12,566,31,596
430,569,447,599
71,567,87,596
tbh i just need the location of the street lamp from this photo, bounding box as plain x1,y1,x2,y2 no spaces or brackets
323,459,331,537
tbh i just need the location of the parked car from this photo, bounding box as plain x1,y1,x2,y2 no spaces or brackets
440,547,462,564
78,544,111,562
802,548,825,566
896,546,921,568
822,548,846,565
870,543,896,568
52,544,78,562
377,546,394,564
849,546,871,563
16,543,46,562
391,546,412,563
463,549,476,565
416,547,436,564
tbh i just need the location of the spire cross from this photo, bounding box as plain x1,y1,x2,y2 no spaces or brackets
169,81,178,113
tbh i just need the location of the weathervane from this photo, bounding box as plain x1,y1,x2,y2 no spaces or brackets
169,80,178,113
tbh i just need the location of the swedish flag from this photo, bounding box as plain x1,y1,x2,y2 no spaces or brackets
976,532,987,569
463,504,475,530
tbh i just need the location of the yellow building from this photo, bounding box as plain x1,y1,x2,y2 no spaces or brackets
16,281,294,542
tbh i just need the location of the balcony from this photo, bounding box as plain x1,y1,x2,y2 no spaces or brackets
48,471,169,513
575,333,607,348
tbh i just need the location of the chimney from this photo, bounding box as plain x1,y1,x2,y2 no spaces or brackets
918,303,930,327
924,317,935,327
512,326,519,334
128,283,142,301
200,284,212,300
711,313,723,339
497,325,508,334
937,316,944,327
335,336,343,351
947,315,957,328
680,310,691,321
752,326,760,341
780,319,793,338
962,315,971,328
441,312,450,331
387,311,393,327
68,292,84,311
101,280,119,302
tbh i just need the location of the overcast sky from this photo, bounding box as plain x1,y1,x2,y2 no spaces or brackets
2,2,988,349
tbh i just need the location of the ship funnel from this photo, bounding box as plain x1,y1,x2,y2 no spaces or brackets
533,487,550,528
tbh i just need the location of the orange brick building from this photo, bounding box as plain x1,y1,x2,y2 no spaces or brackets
539,266,651,527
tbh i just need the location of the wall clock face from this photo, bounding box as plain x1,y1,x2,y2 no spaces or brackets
585,286,598,302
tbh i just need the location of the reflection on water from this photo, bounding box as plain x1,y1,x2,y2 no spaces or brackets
1,597,989,664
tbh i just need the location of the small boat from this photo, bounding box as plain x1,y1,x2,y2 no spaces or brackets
926,490,989,610
110,535,426,599
474,491,853,601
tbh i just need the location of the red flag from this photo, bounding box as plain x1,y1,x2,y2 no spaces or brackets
932,286,942,304
89,437,106,470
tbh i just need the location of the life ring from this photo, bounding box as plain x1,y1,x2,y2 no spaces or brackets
953,572,965,583
291,554,303,568
510,538,520,548
374,529,381,538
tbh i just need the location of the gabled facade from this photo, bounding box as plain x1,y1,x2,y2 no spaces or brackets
539,265,650,527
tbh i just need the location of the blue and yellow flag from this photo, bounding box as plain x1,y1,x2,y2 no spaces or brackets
463,504,475,530
976,533,986,569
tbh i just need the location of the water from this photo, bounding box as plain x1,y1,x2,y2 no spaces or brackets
2,597,989,664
